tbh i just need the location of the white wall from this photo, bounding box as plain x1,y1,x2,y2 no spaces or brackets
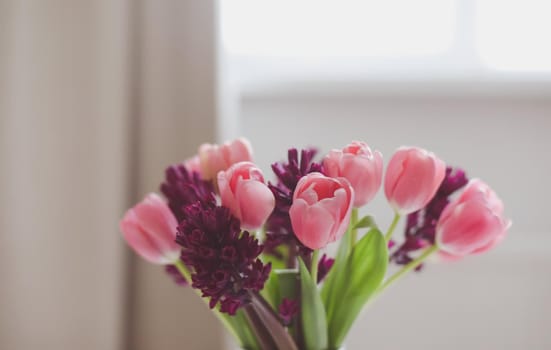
239,87,551,349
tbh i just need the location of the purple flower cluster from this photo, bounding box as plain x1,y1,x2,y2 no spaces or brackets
176,203,271,315
265,148,323,258
165,263,188,286
279,298,299,326
317,254,335,283
160,164,216,221
390,167,468,268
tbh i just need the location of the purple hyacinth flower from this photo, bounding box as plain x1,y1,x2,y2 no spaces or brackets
317,254,335,283
176,203,271,315
160,163,216,221
279,298,299,326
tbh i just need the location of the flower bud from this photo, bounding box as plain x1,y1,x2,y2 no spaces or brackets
199,138,253,180
218,161,275,230
119,193,180,264
384,147,445,215
436,179,510,256
323,141,383,207
183,155,201,175
289,173,354,250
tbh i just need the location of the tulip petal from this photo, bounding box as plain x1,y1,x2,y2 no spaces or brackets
471,227,507,254
437,200,504,255
460,179,505,215
300,185,320,205
120,210,166,264
436,179,509,257
325,143,382,208
198,138,253,181
323,150,343,178
218,161,273,230
384,147,408,201
317,187,351,242
218,170,241,218
390,149,445,214
235,180,275,230
290,199,334,250
132,194,180,256
294,173,325,198
291,173,354,249
229,138,254,164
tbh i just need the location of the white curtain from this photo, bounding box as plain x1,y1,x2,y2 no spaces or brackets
0,1,223,349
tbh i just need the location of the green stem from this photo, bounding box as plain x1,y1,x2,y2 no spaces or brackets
378,245,438,294
350,208,359,246
174,259,192,282
384,212,400,242
310,250,320,283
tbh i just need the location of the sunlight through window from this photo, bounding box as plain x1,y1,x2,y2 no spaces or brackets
476,0,551,71
221,0,551,81
221,0,456,57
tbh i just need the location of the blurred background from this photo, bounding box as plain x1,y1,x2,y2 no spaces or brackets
1,1,550,349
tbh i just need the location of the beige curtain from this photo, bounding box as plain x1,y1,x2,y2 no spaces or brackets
0,1,223,349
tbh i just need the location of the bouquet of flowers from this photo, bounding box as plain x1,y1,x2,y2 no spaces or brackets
120,138,510,350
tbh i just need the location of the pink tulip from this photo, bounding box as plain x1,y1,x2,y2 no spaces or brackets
119,193,180,264
384,147,446,215
323,141,383,207
218,161,275,230
184,155,202,175
199,138,253,180
436,179,510,256
289,173,354,250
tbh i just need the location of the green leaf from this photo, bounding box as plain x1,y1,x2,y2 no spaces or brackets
299,257,328,350
260,246,289,309
218,308,259,350
261,268,300,312
353,215,378,230
321,227,352,321
261,245,289,270
260,268,280,309
328,228,388,348
276,269,299,301
276,269,299,337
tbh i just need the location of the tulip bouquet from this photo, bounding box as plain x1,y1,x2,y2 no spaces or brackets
120,138,510,350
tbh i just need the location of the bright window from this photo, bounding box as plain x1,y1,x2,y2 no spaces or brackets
221,0,551,82
476,0,551,71
221,0,456,57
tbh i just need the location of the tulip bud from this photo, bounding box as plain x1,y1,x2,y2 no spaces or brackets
119,193,180,264
218,161,275,230
436,179,510,256
183,155,201,175
289,173,354,250
384,147,446,215
323,141,383,207
199,138,253,180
